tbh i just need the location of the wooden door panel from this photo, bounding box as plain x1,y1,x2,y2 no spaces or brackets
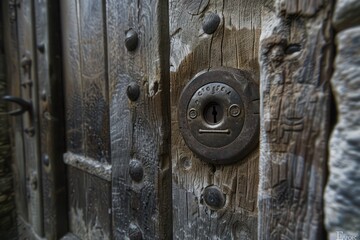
106,0,172,239
170,0,264,239
16,0,43,236
258,1,333,238
61,0,112,239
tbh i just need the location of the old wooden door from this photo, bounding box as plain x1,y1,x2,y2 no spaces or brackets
3,0,67,239
60,0,262,239
5,0,333,239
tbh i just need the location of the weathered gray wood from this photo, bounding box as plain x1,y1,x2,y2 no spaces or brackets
0,3,17,238
34,0,68,238
61,0,112,238
2,0,28,227
258,0,333,239
16,0,44,236
325,24,360,238
170,0,263,239
107,0,172,238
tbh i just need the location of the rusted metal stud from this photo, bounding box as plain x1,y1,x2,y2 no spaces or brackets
129,159,143,182
125,29,139,51
43,154,49,166
127,82,140,101
41,90,47,101
202,12,221,34
203,185,225,210
129,223,143,240
37,43,45,53
21,54,32,68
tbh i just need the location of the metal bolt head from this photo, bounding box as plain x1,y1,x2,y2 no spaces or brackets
37,43,45,53
129,159,143,182
127,82,140,101
43,154,49,166
202,12,220,34
188,108,198,119
41,90,47,101
125,29,139,51
203,185,225,210
229,104,241,117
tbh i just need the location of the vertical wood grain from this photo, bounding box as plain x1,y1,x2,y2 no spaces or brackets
61,0,111,238
34,0,68,238
107,0,172,238
17,0,43,235
170,0,263,239
2,0,28,225
258,0,333,239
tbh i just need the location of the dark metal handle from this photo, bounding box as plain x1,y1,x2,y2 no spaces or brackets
2,95,32,116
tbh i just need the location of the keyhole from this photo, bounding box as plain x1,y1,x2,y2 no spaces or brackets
204,102,223,125
212,105,217,123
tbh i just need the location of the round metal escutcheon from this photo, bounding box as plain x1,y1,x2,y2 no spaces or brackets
178,68,259,165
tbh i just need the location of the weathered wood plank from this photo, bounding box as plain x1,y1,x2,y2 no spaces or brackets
0,4,17,238
107,0,172,238
170,0,262,238
79,0,110,164
34,0,68,238
1,0,28,227
61,0,112,239
16,0,43,235
60,0,86,238
258,0,333,239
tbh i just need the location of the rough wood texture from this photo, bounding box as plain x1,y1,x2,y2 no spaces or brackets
107,0,172,239
0,3,17,238
34,0,68,238
332,0,360,31
16,0,44,236
170,0,263,239
325,23,360,239
258,0,333,239
61,0,111,238
2,0,28,228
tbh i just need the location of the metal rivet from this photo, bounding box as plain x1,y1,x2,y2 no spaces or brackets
127,82,140,101
202,13,220,34
229,104,241,117
37,43,45,53
129,159,143,182
129,223,143,240
125,29,139,51
41,90,47,101
43,154,49,166
188,108,198,119
203,185,225,210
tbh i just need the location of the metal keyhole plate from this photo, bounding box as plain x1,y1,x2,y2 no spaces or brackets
178,68,259,165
